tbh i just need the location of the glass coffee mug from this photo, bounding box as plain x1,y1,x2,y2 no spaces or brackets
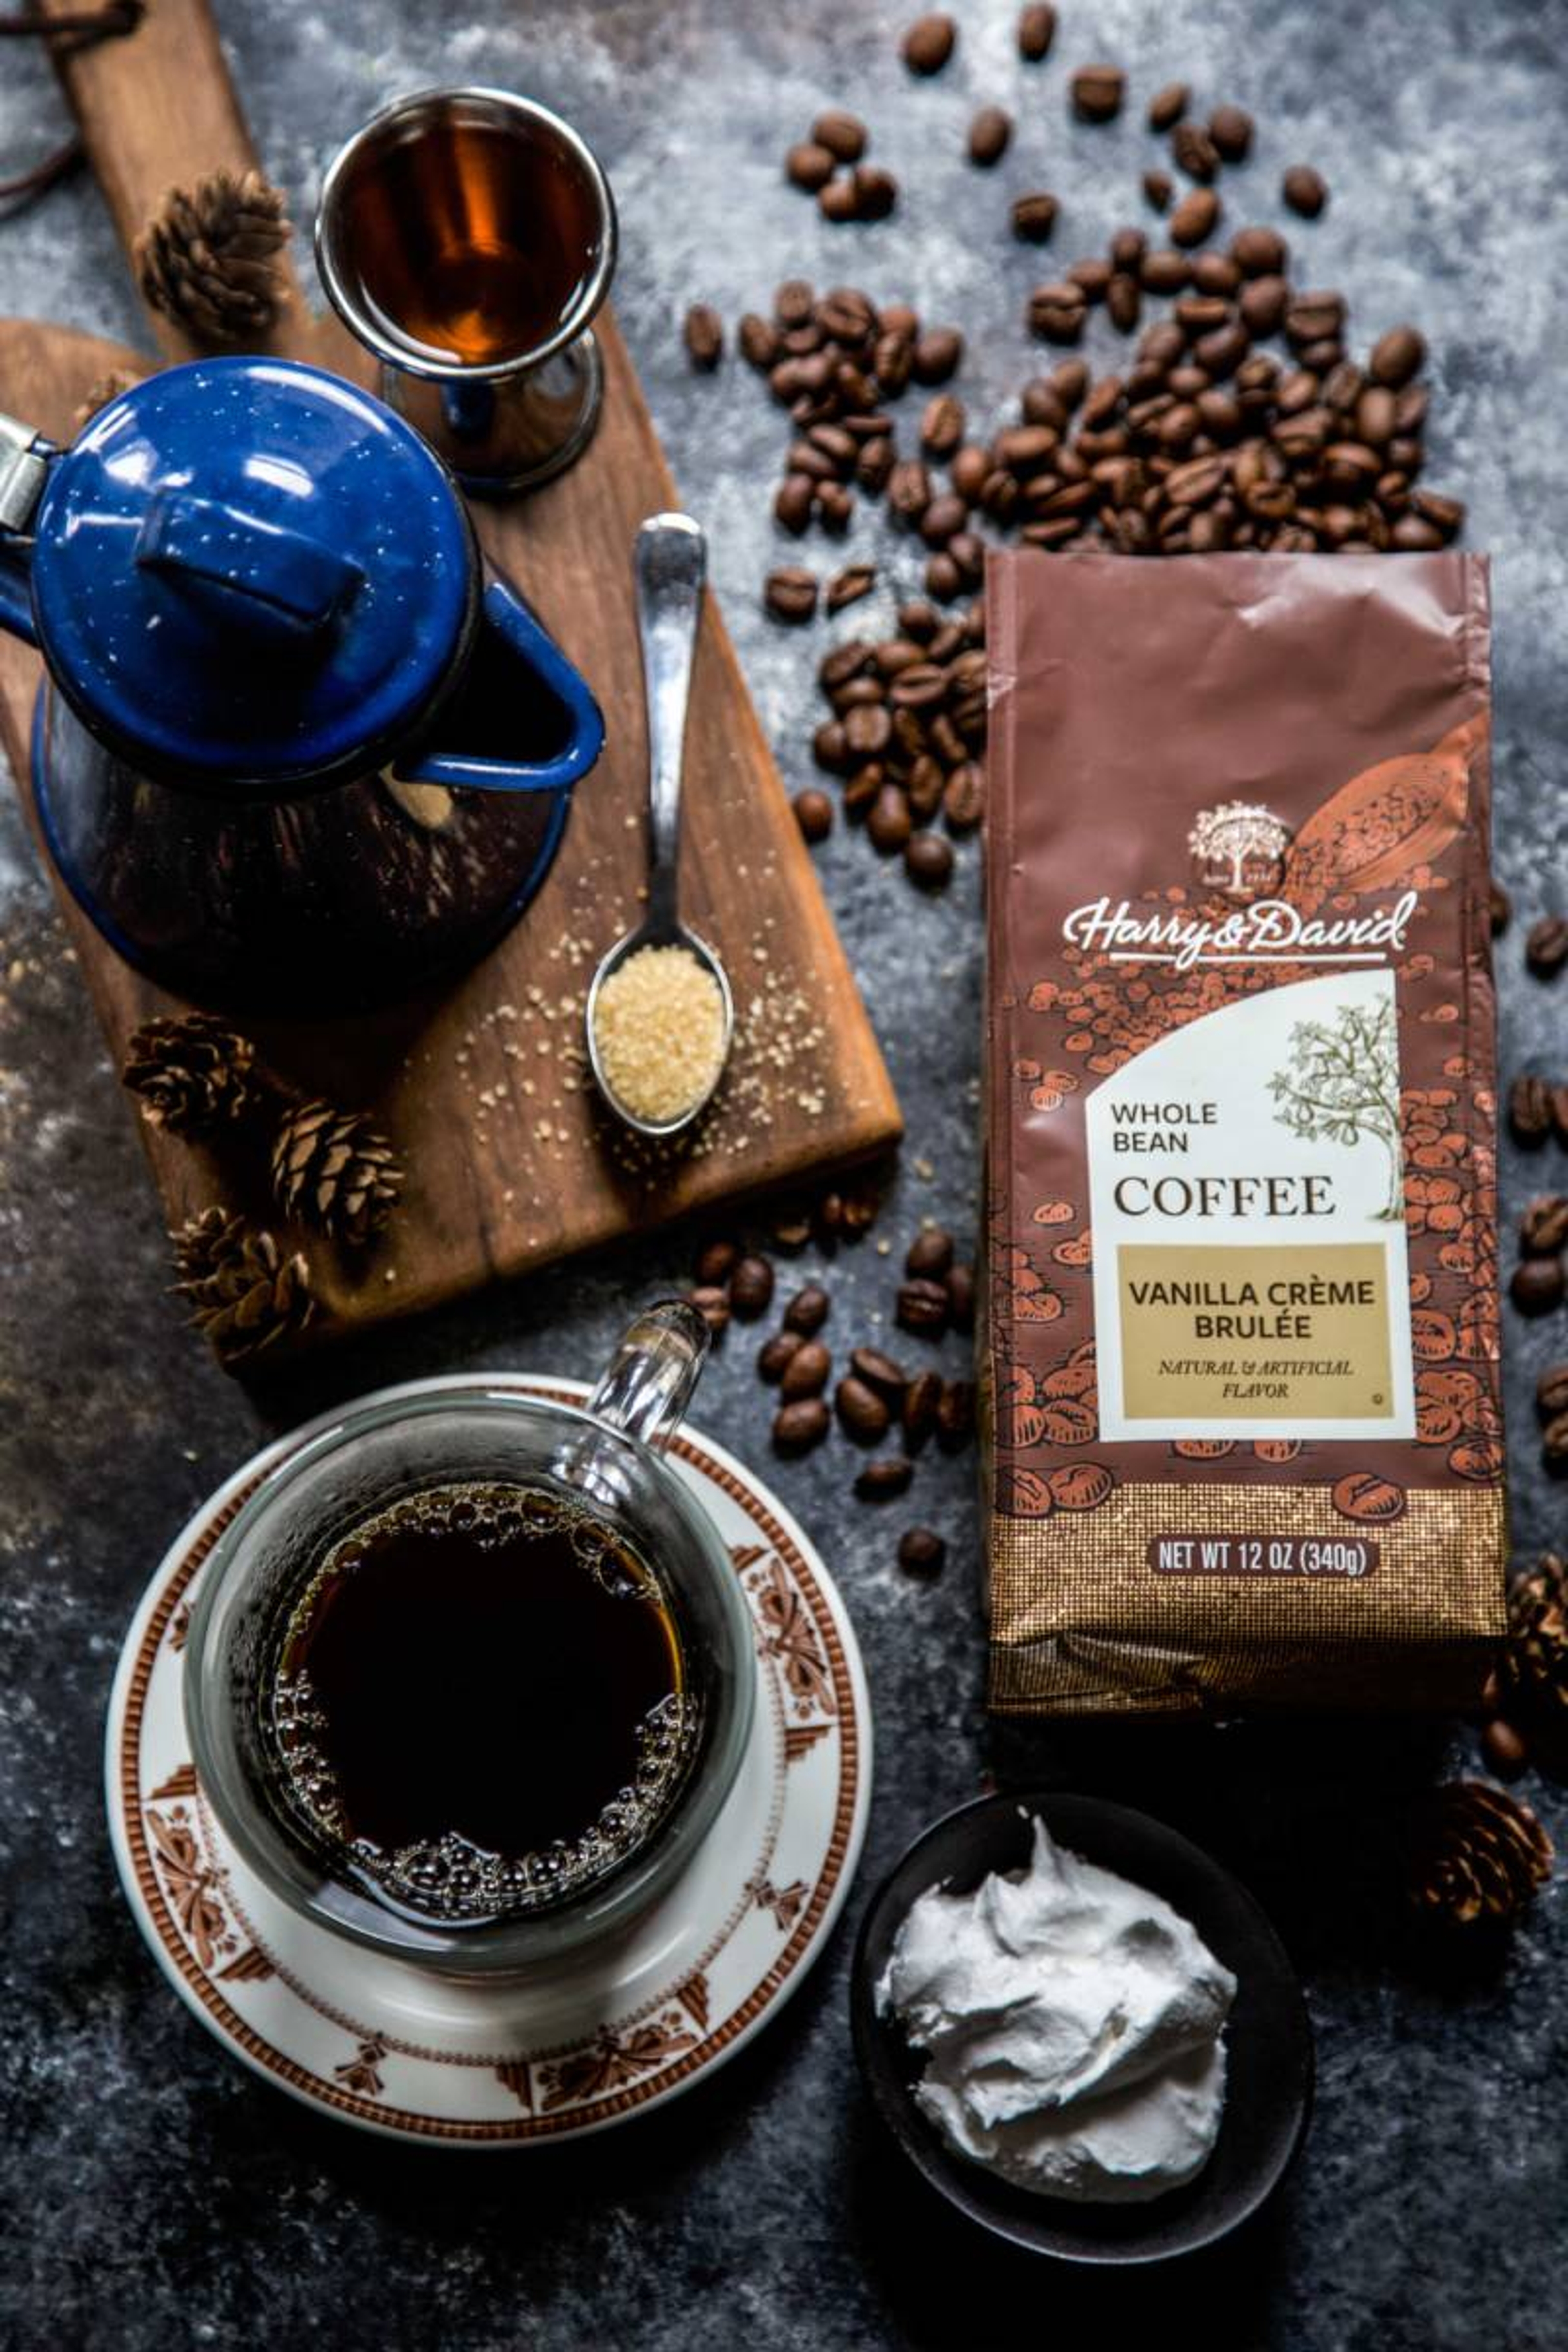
184,1305,755,1976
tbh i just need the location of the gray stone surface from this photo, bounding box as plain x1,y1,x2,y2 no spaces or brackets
2,2,1566,2345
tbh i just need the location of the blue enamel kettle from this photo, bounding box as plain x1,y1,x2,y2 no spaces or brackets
0,356,604,1008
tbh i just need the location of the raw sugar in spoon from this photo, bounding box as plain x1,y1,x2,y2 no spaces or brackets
586,512,734,1137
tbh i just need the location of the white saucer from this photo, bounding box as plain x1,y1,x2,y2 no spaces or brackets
105,1374,872,2146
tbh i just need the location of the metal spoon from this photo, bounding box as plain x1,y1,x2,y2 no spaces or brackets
586,512,734,1138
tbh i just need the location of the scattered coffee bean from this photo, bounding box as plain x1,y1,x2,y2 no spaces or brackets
906,831,955,889
902,1369,942,1448
856,1455,914,1501
687,1285,731,1334
852,1346,910,1398
758,1329,804,1383
1527,916,1568,976
1208,104,1254,160
729,1254,775,1317
1482,1716,1529,1776
1143,168,1174,211
913,326,964,384
853,164,900,220
1071,65,1125,122
1536,1362,1568,1419
1542,1412,1568,1469
765,566,818,624
1369,324,1426,388
813,109,868,162
936,1378,976,1450
906,1225,955,1278
945,1262,976,1330
1511,1075,1555,1144
869,784,914,852
827,562,877,614
1521,1197,1568,1257
786,142,836,193
1147,82,1188,131
793,787,833,844
1028,280,1087,341
1172,122,1219,182
942,761,984,831
898,1526,947,1575
774,1398,830,1454
897,1276,951,1335
1169,188,1220,248
817,176,860,223
738,312,779,369
968,107,1013,167
695,1239,739,1287
1017,3,1056,61
783,1283,831,1335
837,1374,892,1442
1511,1257,1565,1316
683,304,724,370
902,11,956,73
921,392,966,456
1011,191,1060,243
1282,163,1328,217
780,1338,833,1399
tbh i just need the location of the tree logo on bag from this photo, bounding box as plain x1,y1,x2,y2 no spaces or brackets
1187,800,1292,901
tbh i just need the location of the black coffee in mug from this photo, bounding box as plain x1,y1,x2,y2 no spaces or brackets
261,1481,702,1926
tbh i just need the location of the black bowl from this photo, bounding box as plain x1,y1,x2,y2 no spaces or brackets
851,1791,1313,2263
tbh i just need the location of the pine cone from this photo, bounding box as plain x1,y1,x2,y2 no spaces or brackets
1407,1780,1553,1931
270,1098,403,1247
122,1013,258,1136
1499,1553,1568,1728
73,367,140,434
134,168,290,346
172,1208,313,1363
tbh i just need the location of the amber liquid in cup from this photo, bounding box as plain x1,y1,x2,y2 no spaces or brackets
263,1479,702,1928
336,118,606,370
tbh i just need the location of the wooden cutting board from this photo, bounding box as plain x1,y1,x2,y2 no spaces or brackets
0,1,899,1339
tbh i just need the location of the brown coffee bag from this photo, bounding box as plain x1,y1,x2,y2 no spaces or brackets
983,552,1504,1715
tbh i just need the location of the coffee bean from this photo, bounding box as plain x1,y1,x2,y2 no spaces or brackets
1140,249,1189,294
897,1276,951,1335
902,12,956,73
1147,82,1188,131
1231,224,1287,276
1528,916,1568,976
786,142,836,193
1512,1257,1565,1316
936,1378,976,1450
1169,188,1220,248
902,1370,943,1448
783,1282,831,1335
852,1347,910,1398
774,1398,830,1454
1482,1717,1529,1776
729,1254,775,1317
1107,272,1141,331
1491,880,1512,935
758,1330,804,1382
1282,163,1328,217
1239,275,1287,334
1071,65,1125,122
906,1225,955,1278
836,1374,892,1443
1028,281,1087,343
765,567,818,624
1552,1086,1568,1146
1536,1361,1568,1419
1011,191,1059,244
942,761,984,832
869,785,914,852
845,704,893,760
780,1338,833,1399
687,1285,731,1334
818,176,860,223
1208,104,1254,160
813,109,867,163
898,1526,947,1575
683,304,723,369
853,165,900,220
1368,323,1425,388
1522,1197,1568,1257
969,106,1013,166
1172,122,1219,182
1017,3,1056,60
739,312,780,369
1511,1075,1555,1144
913,327,964,384
827,562,877,614
906,831,955,890
792,789,833,845
946,1263,976,1330
1143,169,1174,212
856,1455,914,1501
1544,1411,1568,1468
921,393,966,456
1414,489,1465,538
774,474,815,535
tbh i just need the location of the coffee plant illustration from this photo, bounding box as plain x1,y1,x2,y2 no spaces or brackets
1268,996,1403,1218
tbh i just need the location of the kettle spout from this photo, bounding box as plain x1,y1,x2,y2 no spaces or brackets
0,410,55,649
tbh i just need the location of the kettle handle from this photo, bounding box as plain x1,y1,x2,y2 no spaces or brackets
401,575,606,794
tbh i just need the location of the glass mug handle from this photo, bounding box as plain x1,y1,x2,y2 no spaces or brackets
584,1300,710,1451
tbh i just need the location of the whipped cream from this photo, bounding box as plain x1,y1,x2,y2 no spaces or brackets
876,1815,1236,2203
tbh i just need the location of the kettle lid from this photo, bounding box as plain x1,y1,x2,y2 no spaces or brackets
31,356,476,791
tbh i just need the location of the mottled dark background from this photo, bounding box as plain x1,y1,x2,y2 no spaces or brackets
2,4,1566,2347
